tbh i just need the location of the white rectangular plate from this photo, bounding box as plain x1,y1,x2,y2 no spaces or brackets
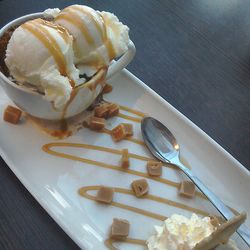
0,69,249,250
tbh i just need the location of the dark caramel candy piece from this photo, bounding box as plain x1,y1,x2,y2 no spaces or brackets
179,181,196,198
94,104,109,118
147,161,163,177
96,186,114,204
122,123,133,136
3,105,22,124
88,116,105,130
110,218,130,240
121,149,129,169
111,123,133,142
107,103,119,118
102,83,113,94
131,179,149,197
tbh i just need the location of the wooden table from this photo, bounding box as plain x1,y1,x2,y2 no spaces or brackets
0,0,249,249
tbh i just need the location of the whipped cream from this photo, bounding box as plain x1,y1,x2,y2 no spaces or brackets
147,214,238,250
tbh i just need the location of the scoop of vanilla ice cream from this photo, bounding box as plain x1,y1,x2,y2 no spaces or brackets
54,5,129,66
5,19,79,109
99,11,129,57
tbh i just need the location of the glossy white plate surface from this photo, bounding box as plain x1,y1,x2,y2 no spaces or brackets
0,69,249,249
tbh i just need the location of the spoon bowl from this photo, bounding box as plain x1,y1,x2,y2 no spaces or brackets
141,116,179,162
141,116,250,246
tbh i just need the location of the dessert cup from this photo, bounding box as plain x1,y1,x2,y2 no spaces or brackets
0,13,136,120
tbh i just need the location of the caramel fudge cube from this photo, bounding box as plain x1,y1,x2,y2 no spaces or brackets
179,181,196,198
102,83,113,94
131,179,149,197
111,124,127,142
96,186,114,204
110,218,130,240
147,161,163,177
88,116,105,131
122,123,133,136
107,103,119,118
121,149,130,169
111,123,133,142
3,105,22,124
94,104,109,118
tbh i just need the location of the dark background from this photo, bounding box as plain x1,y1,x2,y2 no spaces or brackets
0,0,249,249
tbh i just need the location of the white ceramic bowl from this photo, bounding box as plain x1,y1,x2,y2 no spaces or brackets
0,13,136,120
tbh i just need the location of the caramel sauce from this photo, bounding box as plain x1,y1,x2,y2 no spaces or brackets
56,11,95,45
60,89,78,128
105,238,146,250
69,5,105,40
84,67,107,91
117,113,142,123
42,142,205,199
79,186,210,218
119,105,146,118
97,11,116,60
40,19,70,43
105,39,116,62
22,19,68,79
56,7,115,62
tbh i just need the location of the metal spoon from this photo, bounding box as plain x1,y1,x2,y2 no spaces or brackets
141,117,250,246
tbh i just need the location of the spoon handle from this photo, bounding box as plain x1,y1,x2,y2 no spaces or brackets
172,158,250,246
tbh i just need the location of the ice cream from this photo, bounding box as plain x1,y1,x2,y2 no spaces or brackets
5,19,79,108
4,5,130,109
147,214,238,250
54,5,129,66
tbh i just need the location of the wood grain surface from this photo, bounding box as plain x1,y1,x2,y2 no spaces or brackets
0,0,249,249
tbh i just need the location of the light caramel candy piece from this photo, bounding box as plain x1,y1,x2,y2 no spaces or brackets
111,124,127,142
147,161,163,177
179,181,196,198
107,103,119,118
131,179,149,197
94,104,109,118
111,123,134,142
110,218,130,240
195,213,246,250
209,215,220,228
121,149,130,169
122,123,133,136
3,105,22,124
102,83,113,94
88,116,105,131
96,186,114,204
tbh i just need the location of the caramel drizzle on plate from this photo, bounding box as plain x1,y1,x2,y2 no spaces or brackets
119,105,146,118
78,185,209,250
104,238,146,250
22,19,75,87
79,186,210,220
117,104,145,123
42,142,205,199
